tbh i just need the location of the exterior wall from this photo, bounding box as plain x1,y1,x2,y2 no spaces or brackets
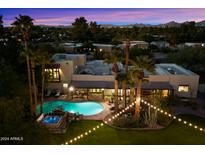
72,74,114,81
199,84,205,93
149,75,199,98
46,60,74,91
94,46,113,52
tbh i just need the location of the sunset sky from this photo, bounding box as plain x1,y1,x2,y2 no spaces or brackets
0,8,205,26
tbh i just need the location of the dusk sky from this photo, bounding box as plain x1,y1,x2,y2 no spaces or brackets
1,8,205,26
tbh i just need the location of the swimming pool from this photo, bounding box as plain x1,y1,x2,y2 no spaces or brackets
36,100,104,116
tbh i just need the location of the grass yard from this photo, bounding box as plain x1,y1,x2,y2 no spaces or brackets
50,114,205,145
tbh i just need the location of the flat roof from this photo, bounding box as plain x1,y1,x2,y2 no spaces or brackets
52,53,86,62
155,64,196,75
75,60,124,75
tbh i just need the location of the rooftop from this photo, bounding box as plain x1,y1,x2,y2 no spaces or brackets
154,63,196,75
75,60,123,75
52,53,86,62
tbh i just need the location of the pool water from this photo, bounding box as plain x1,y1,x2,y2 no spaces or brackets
36,101,104,116
42,116,61,124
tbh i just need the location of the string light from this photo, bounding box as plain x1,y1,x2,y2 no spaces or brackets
141,99,205,135
63,99,205,145
64,103,134,145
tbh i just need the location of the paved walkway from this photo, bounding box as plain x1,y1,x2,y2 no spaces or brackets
172,94,205,118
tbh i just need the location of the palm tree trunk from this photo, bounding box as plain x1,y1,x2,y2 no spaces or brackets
31,59,38,115
122,81,126,106
114,74,119,112
130,86,135,105
124,39,130,107
25,41,33,115
135,79,142,118
40,63,45,114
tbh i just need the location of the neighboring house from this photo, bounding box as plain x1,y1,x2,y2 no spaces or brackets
92,43,115,52
122,41,149,49
177,42,205,48
150,41,170,48
59,43,83,52
45,54,199,99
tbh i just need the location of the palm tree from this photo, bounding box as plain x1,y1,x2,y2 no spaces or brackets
34,44,54,114
12,15,34,115
117,73,128,107
124,39,130,105
129,56,155,118
104,50,122,112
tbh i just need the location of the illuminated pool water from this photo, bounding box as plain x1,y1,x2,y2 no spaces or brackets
42,115,61,124
36,100,104,116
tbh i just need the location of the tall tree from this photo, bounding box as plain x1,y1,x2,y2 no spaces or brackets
0,15,3,36
12,15,34,115
34,43,54,114
71,17,89,43
130,56,155,118
105,50,122,111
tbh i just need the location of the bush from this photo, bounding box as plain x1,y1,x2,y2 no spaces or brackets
157,114,171,126
112,115,145,128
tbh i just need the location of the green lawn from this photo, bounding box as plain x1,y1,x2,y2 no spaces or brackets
51,115,205,145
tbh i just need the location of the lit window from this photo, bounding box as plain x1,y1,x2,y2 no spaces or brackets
45,68,60,82
162,90,169,97
178,85,189,92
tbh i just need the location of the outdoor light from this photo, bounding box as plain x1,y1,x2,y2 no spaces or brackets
63,83,68,88
136,97,141,102
69,86,74,92
65,99,205,145
101,88,104,91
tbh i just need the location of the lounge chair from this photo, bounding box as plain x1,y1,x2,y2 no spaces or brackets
55,90,61,97
45,90,51,97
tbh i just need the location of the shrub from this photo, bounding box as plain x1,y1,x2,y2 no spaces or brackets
112,115,145,128
157,114,171,126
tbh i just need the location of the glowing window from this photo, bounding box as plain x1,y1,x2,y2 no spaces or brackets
45,68,60,82
178,85,189,92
